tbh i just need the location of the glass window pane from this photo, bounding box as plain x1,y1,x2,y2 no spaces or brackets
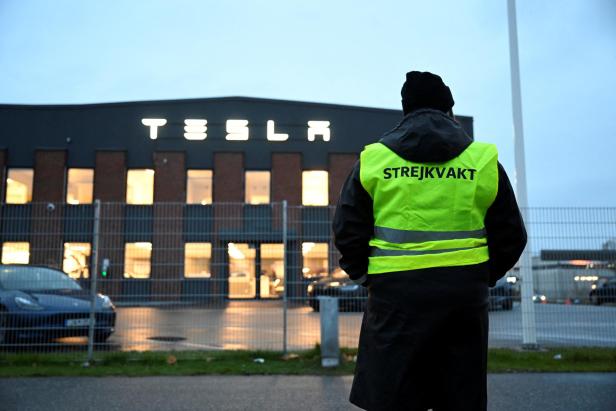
260,243,284,298
302,242,328,278
302,171,328,206
187,170,213,204
245,171,270,204
124,242,152,279
6,169,33,204
63,242,91,279
228,243,256,298
184,243,212,278
1,242,30,264
66,169,94,204
126,169,154,205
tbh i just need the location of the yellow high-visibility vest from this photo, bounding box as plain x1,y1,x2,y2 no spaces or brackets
359,141,499,274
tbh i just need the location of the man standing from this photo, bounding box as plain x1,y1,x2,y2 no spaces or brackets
333,71,527,411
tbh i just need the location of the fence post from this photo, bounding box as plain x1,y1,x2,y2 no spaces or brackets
282,200,288,354
319,296,340,367
85,199,101,365
519,209,537,349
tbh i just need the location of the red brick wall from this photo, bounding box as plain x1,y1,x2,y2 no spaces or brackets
211,153,243,296
213,152,244,202
30,150,67,267
153,152,186,202
94,151,126,201
271,153,302,205
94,151,126,297
151,152,186,297
213,152,244,234
328,153,358,205
32,150,67,202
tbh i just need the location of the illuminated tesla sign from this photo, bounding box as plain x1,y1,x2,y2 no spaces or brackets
141,118,331,142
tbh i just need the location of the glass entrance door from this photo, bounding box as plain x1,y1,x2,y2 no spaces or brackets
227,243,285,299
259,244,284,298
228,243,256,299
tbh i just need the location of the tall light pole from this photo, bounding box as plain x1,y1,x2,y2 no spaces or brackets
507,0,537,348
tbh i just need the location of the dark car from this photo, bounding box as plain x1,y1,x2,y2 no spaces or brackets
307,269,368,312
489,277,514,310
589,278,616,305
308,270,515,312
0,265,116,345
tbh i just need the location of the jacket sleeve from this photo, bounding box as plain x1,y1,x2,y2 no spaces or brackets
484,162,528,286
332,160,374,286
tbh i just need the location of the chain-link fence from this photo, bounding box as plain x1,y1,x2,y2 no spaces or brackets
0,202,615,359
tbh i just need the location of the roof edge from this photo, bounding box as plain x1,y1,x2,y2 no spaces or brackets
0,96,471,118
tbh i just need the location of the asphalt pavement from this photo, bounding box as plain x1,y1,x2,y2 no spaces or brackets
1,373,616,411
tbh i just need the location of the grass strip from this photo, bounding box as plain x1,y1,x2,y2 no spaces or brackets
1,347,615,377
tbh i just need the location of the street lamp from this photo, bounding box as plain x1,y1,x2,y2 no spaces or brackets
507,0,537,348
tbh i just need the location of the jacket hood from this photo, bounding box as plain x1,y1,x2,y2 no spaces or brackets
379,108,472,163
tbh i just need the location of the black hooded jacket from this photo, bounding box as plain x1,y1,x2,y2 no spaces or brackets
333,109,527,291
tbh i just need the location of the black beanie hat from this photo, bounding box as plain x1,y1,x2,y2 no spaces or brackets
401,71,455,115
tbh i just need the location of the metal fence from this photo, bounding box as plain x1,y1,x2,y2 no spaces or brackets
0,202,615,359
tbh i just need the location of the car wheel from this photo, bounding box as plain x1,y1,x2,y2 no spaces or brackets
591,295,600,306
310,301,320,312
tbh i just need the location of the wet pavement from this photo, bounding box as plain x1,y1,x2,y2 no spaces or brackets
2,301,616,352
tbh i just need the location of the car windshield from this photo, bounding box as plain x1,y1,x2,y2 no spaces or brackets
0,266,82,291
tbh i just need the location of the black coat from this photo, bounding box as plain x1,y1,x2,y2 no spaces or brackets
333,109,527,411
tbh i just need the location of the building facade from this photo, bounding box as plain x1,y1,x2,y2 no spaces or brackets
0,97,474,302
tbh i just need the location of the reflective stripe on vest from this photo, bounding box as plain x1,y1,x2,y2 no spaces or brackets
360,141,499,274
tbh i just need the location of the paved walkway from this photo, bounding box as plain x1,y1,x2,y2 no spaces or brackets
2,373,616,410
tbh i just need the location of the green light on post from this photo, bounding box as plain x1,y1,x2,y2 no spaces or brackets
101,258,110,278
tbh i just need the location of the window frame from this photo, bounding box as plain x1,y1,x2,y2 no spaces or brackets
123,242,153,279
126,169,155,205
301,170,329,206
186,169,214,205
63,242,92,279
184,242,212,278
1,241,31,264
244,170,271,205
5,168,34,204
66,168,94,205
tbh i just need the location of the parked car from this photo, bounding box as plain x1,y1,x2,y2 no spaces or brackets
532,293,548,304
308,271,516,312
589,278,616,305
0,265,116,345
489,278,514,310
307,269,367,312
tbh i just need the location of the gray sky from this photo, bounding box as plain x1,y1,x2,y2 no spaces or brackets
1,0,615,206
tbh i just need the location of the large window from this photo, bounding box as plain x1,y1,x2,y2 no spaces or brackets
187,169,213,204
5,169,33,204
124,242,152,279
63,242,91,279
260,243,284,298
126,169,154,205
302,171,328,206
245,171,270,204
184,243,212,278
66,169,94,204
302,242,328,278
228,243,256,298
1,242,30,264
